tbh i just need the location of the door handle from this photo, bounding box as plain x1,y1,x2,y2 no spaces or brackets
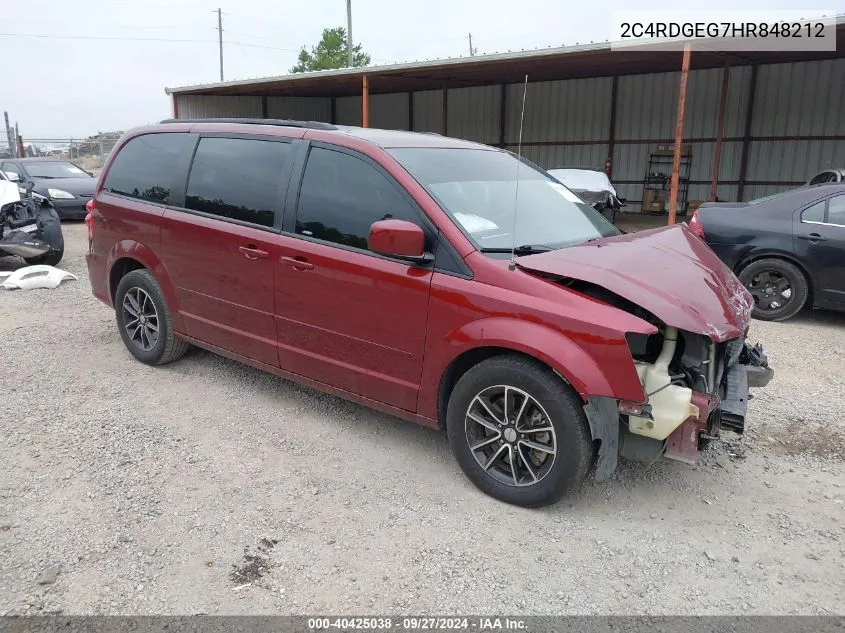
239,245,269,259
798,233,827,242
279,255,315,271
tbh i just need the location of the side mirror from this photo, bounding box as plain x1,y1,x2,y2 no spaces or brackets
368,219,432,265
4,171,20,182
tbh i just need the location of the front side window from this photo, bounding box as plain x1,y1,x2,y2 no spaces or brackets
389,148,618,253
104,133,189,205
185,137,291,228
801,200,826,223
827,194,845,226
295,146,422,251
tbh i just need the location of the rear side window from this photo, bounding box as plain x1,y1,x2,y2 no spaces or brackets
104,133,188,204
827,194,845,226
801,201,826,223
809,172,832,185
295,146,421,251
185,137,291,228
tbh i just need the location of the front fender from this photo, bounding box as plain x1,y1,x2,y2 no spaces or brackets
106,239,184,333
419,316,646,420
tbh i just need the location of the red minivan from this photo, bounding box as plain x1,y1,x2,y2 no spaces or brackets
86,119,773,507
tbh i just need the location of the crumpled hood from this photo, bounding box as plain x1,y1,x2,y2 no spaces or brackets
516,224,753,341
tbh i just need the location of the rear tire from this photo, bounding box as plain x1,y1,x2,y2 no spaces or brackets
115,269,189,365
446,355,592,508
738,258,808,322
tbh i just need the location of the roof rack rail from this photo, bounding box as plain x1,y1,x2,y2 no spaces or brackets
158,117,337,130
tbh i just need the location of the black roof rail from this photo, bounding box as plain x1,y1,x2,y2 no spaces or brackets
158,117,337,130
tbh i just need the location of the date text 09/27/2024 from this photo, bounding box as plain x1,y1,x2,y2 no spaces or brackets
307,617,528,630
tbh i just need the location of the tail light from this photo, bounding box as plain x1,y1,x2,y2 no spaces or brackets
85,200,95,245
688,210,705,239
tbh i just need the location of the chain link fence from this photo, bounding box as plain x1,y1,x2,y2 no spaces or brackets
2,134,121,174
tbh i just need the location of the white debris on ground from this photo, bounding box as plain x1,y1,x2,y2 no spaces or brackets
0,265,78,291
0,223,843,616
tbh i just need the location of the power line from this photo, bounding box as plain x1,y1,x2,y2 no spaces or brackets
0,31,300,52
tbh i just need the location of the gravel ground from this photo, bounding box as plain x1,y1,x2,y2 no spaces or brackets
1,223,843,616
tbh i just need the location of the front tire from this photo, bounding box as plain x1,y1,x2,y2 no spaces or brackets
738,258,808,322
114,269,189,365
446,355,592,508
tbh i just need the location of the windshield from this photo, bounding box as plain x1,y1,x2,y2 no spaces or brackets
23,161,90,179
548,168,616,195
389,148,619,252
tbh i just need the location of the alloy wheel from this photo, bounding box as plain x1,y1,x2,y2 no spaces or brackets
464,385,557,487
746,270,793,314
122,287,160,352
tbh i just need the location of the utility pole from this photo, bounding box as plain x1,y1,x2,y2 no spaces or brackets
3,111,14,158
468,33,475,56
346,0,353,67
216,8,224,81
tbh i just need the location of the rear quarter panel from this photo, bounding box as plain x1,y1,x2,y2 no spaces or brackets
700,205,796,272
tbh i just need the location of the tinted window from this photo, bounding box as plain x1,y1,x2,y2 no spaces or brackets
295,147,421,250
104,133,188,204
827,195,845,226
185,137,290,228
802,201,826,223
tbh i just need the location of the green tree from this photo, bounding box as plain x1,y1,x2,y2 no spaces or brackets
290,27,371,73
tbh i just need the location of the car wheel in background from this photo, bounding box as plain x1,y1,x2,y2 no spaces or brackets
446,355,592,508
738,258,808,322
114,269,190,365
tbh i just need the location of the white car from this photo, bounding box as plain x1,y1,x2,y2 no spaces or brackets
807,168,844,185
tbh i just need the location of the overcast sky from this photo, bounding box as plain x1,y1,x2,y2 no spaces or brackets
1,0,834,138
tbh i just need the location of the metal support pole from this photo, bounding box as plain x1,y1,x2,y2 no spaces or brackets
499,84,507,148
3,111,14,158
217,8,224,82
362,74,369,128
441,87,448,136
710,63,731,201
667,44,691,225
607,75,619,176
346,0,353,67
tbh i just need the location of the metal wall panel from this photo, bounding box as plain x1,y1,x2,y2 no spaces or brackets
266,96,331,121
743,183,794,201
523,144,609,172
753,59,845,136
175,95,262,119
447,85,500,144
616,72,680,140
335,96,362,126
506,77,613,143
370,93,410,131
412,90,443,133
745,140,845,183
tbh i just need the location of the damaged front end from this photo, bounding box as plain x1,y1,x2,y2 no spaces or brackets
0,182,63,262
617,326,773,468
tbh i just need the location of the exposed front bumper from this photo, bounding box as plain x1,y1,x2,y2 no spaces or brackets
49,197,89,219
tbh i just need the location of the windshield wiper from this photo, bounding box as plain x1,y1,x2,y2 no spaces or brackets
479,244,555,255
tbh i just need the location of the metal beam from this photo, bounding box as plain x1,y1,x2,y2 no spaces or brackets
607,75,618,168
330,97,337,124
499,84,507,148
362,74,370,128
668,44,691,225
408,92,414,131
709,63,731,201
441,87,448,136
737,64,758,202
261,95,268,118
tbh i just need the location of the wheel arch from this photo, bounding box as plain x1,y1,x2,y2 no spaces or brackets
106,240,184,332
734,250,815,305
431,319,645,431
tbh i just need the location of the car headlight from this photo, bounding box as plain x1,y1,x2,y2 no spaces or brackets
47,188,75,199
